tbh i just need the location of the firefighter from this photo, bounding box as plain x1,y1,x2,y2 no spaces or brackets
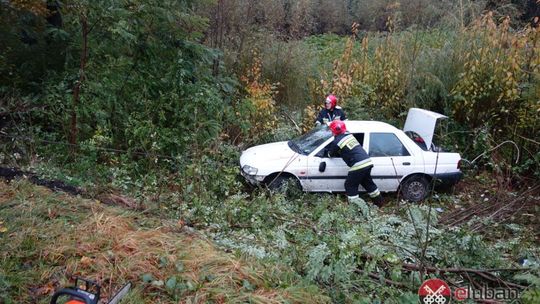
327,120,384,207
315,94,347,126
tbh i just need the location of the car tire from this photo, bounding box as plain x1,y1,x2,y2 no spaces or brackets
400,175,430,202
267,175,301,194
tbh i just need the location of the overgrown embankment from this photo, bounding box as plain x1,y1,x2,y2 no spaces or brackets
0,180,329,303
1,162,540,303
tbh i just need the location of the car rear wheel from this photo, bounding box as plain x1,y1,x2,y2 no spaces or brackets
400,175,430,202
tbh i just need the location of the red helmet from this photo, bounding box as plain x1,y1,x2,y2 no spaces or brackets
329,120,346,136
325,94,337,109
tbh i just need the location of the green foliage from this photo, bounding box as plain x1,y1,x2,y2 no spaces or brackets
155,166,537,302
0,2,67,92
516,270,540,304
1,0,237,171
4,1,538,179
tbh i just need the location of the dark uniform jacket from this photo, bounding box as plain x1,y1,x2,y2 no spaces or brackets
328,132,373,171
316,106,347,125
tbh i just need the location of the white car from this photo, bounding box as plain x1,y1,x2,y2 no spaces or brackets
240,108,463,201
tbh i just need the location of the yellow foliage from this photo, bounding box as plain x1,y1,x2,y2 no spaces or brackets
303,21,409,129
301,13,538,148
368,36,406,116
302,23,362,130
451,13,539,128
7,0,48,16
239,50,278,138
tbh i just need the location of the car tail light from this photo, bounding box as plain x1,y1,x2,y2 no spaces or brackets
457,159,462,169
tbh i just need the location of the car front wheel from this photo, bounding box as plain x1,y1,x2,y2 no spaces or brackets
400,175,430,202
266,175,301,194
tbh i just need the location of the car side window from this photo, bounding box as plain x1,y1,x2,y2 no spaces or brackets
316,133,365,157
369,133,410,157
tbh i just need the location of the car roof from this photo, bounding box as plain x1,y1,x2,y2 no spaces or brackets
343,120,400,133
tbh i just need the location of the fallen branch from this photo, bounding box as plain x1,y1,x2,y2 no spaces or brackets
281,110,302,134
98,193,143,210
0,166,144,211
354,269,408,288
439,184,540,230
401,263,528,289
0,167,83,195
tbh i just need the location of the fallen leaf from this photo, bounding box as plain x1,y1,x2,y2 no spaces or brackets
80,256,93,267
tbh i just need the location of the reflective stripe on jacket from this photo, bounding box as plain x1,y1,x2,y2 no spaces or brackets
328,133,372,170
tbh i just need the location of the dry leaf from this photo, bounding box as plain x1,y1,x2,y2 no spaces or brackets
80,256,93,267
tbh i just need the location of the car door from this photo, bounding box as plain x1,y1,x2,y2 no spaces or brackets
305,133,365,192
366,132,422,192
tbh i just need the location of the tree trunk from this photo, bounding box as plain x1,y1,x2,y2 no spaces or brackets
69,14,88,152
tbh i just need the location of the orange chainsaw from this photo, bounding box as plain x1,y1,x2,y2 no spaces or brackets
50,277,131,304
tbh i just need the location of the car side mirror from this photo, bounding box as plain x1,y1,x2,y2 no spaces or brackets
319,161,326,172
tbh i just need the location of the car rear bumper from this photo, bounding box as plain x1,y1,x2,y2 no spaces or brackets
431,172,463,187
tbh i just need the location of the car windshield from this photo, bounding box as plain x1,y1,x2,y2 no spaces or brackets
289,125,333,155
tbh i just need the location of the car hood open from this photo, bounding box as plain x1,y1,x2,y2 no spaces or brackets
240,141,297,167
403,108,447,149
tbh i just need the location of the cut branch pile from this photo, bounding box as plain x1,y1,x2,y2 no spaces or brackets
401,263,528,290
357,261,530,292
439,184,540,233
